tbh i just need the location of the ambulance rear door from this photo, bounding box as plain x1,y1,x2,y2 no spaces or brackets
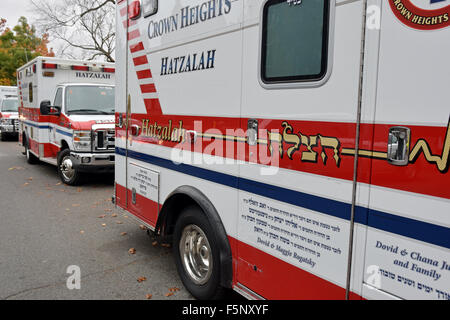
361,0,450,300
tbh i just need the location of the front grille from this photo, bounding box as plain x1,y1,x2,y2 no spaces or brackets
95,129,115,151
13,119,19,131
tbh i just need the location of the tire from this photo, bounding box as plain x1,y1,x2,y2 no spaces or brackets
57,148,82,185
0,132,6,141
25,138,39,164
173,205,225,300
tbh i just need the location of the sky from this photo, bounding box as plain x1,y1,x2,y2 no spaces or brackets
0,0,35,29
1,0,70,57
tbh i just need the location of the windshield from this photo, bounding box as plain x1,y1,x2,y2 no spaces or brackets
65,85,115,115
1,99,19,112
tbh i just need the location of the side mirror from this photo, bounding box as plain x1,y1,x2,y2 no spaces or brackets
40,100,60,116
40,100,51,115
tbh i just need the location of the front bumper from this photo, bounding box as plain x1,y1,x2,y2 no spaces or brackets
0,124,18,133
70,152,115,173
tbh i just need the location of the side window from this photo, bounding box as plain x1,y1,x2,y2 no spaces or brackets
142,0,158,17
260,0,332,87
29,82,33,103
54,88,63,108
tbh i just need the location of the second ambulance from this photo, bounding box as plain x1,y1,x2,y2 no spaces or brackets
0,86,19,141
17,57,116,185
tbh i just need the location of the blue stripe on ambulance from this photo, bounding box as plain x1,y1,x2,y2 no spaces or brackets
115,147,450,250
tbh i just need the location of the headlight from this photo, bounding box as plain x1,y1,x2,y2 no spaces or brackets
73,130,92,151
0,119,12,125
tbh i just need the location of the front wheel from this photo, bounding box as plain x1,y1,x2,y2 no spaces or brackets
57,149,82,185
173,205,225,300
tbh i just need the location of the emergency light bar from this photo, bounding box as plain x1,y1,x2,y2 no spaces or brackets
129,1,141,19
71,65,89,71
42,62,115,73
42,63,57,69
103,68,115,73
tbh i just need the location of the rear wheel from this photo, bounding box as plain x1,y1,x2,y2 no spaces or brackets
57,148,82,185
25,138,39,164
173,205,225,300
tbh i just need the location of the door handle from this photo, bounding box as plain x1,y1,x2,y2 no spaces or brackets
131,124,140,136
247,119,258,146
387,126,410,166
186,130,198,144
117,113,123,128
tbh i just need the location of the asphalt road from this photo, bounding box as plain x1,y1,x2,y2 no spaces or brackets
0,138,196,300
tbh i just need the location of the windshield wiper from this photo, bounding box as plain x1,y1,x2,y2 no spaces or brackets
69,109,111,115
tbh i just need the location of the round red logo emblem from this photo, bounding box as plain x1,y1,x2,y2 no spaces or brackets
388,0,449,30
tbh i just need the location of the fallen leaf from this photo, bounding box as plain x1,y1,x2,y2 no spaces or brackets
101,223,106,227
9,166,24,171
165,292,174,297
72,204,80,207
80,230,85,234
137,277,147,283
27,177,33,181
111,213,118,217
55,182,61,186
152,241,158,247
77,188,82,192
128,248,136,254
145,294,153,300
139,225,147,230
66,208,70,211
169,287,180,292
116,221,123,224
23,182,29,186
120,232,127,236
161,243,171,248
104,209,112,212
98,214,106,218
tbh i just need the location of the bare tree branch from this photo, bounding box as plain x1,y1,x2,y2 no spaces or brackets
30,0,115,62
80,0,115,18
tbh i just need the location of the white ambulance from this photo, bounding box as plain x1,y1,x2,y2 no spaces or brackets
17,57,116,185
114,0,449,300
0,86,19,141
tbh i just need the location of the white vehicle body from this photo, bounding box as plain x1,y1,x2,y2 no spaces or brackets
0,88,19,139
17,57,116,184
115,0,450,300
0,86,17,100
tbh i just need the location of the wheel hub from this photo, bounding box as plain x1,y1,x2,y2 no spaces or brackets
60,156,75,181
179,224,213,285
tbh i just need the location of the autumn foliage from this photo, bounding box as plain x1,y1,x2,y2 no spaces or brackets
0,17,55,86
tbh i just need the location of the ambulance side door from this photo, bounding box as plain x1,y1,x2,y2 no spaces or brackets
237,0,366,299
50,87,63,149
114,0,130,210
